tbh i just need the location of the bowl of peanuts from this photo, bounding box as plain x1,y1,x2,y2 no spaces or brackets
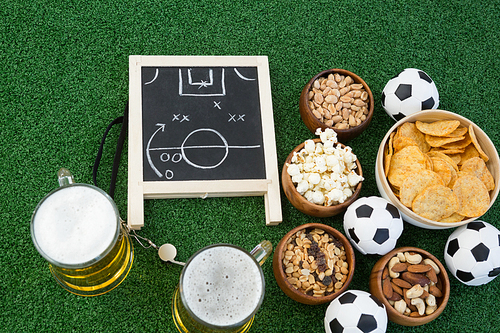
369,246,450,326
299,68,374,142
376,109,500,229
282,133,364,218
272,223,355,305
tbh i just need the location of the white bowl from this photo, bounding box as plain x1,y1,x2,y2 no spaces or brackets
375,110,500,229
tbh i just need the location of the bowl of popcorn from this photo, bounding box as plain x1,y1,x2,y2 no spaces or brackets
376,109,500,229
282,128,364,218
369,246,450,326
299,68,374,142
272,223,355,305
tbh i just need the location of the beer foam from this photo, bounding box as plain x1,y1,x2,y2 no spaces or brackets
32,185,118,266
182,245,263,328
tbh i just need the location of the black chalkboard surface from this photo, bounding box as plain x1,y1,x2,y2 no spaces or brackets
128,56,281,228
141,66,266,181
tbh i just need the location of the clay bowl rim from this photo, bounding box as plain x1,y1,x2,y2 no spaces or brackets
369,246,450,326
299,68,374,141
282,138,363,218
375,109,500,229
273,223,356,305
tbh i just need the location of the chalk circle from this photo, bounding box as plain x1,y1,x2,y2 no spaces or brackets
172,153,182,163
165,170,174,179
181,128,229,169
160,153,170,162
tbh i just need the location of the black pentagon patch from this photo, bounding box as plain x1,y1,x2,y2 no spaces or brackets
394,84,412,101
421,97,435,110
356,204,373,218
447,238,460,257
329,318,344,333
456,270,475,283
358,314,377,333
373,229,390,245
498,234,500,246
348,228,360,244
385,203,400,219
338,291,357,304
488,267,500,277
369,294,384,308
381,92,386,107
393,112,406,121
471,243,490,262
418,70,432,83
467,221,486,231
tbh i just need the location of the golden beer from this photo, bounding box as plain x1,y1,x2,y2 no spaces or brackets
31,171,133,297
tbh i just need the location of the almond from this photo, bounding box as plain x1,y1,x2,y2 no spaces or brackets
391,278,412,289
401,272,431,287
426,268,438,284
391,262,409,273
429,285,443,298
382,266,389,280
382,277,393,299
407,264,432,273
391,281,403,296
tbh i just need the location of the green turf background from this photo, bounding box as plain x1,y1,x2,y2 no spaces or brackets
2,0,500,332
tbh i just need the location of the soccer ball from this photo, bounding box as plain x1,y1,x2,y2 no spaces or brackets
381,68,439,121
324,290,387,333
444,221,500,286
343,196,403,255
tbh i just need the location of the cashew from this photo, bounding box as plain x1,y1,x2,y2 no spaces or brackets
411,297,426,316
406,284,424,299
423,258,440,275
397,252,406,263
426,304,437,315
394,299,407,315
426,294,436,307
404,252,422,265
388,256,401,278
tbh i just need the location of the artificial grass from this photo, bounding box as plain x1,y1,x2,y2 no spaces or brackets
1,0,500,332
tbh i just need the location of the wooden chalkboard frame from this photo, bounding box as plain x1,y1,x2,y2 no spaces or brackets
128,55,282,229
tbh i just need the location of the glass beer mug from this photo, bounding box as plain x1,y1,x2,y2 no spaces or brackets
172,241,272,333
30,168,134,296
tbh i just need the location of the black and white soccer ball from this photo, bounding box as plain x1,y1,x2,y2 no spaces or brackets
324,290,387,333
444,221,500,286
381,68,439,121
343,196,403,255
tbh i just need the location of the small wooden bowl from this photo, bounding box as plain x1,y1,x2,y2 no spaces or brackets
273,223,355,305
299,68,374,142
375,109,500,229
369,246,450,326
282,138,363,218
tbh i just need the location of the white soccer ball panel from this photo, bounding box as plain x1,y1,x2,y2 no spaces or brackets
382,78,401,96
352,220,377,242
333,303,362,328
397,68,420,82
451,248,478,272
456,230,482,250
370,209,393,228
399,97,423,115
384,94,403,113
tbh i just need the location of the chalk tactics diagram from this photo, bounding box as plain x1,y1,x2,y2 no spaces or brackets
141,66,264,181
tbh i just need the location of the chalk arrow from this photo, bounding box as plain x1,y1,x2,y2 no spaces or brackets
146,123,166,178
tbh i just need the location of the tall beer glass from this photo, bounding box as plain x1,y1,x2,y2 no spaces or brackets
31,168,134,296
172,241,272,333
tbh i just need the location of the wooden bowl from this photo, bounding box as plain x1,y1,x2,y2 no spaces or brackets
273,223,355,305
299,68,374,142
369,246,450,326
375,109,500,229
282,138,363,218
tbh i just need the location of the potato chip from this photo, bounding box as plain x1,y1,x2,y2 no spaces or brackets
440,132,472,150
426,151,459,172
398,122,430,153
430,157,454,186
387,146,427,188
444,126,468,138
460,157,495,191
400,169,444,207
384,132,395,177
415,120,460,137
393,136,417,152
453,174,490,217
446,153,462,165
468,124,489,162
425,134,465,147
439,213,465,223
412,185,459,221
430,147,465,155
459,143,480,165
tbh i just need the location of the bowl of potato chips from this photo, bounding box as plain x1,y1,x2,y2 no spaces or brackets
376,109,499,229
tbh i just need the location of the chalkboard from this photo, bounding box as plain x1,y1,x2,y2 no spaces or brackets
128,56,282,229
141,66,266,181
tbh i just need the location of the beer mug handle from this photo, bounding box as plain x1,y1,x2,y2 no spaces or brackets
250,240,272,266
57,168,75,187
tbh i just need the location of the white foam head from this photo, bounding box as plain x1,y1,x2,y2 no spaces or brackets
32,185,119,267
181,245,264,328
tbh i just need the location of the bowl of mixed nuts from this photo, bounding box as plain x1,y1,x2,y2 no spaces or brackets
272,223,355,305
369,246,450,326
299,68,374,142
